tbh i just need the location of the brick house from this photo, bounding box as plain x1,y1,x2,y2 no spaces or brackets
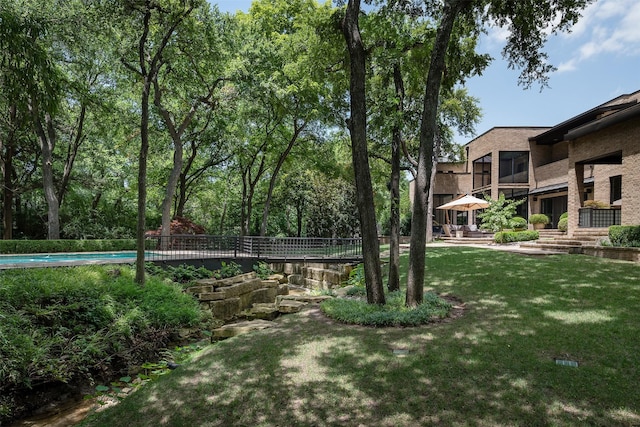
424,90,640,237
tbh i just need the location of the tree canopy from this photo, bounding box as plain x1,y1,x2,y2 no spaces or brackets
1,0,593,299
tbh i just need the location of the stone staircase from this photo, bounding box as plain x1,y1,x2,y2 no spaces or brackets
520,228,610,254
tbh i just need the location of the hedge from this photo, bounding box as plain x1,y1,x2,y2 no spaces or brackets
494,230,540,244
609,225,640,248
0,239,141,254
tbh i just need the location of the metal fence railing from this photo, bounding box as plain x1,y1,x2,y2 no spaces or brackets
578,207,621,228
144,235,363,263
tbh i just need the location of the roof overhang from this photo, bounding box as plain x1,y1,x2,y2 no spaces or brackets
529,101,638,145
566,102,640,141
529,182,567,195
529,177,594,196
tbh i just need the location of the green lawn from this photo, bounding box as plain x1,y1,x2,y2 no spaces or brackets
81,247,640,426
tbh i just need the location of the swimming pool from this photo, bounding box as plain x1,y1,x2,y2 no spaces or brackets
0,251,148,268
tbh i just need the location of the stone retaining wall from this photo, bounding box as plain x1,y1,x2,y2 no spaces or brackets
186,272,288,320
186,262,356,321
581,245,640,262
269,262,356,290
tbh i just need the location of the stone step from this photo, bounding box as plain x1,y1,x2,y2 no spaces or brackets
536,239,586,246
520,242,582,254
212,319,276,339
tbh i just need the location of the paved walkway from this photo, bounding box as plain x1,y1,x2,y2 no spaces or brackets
401,241,567,257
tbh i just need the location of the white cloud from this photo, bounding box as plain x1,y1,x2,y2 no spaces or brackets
557,0,640,72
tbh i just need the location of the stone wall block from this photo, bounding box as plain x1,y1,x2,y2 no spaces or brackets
210,298,240,320
251,287,278,305
199,292,226,301
217,278,262,298
287,274,304,286
260,279,279,288
185,285,213,295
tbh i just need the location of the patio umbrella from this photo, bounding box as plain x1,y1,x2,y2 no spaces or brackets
436,194,489,225
436,194,489,211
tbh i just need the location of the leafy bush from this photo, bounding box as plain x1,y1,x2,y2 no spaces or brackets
346,263,364,287
528,214,550,225
478,194,525,233
0,239,139,254
214,261,243,279
253,261,273,279
0,266,203,422
145,263,213,285
609,226,640,247
320,291,452,327
584,200,608,208
558,217,568,232
559,212,568,220
509,216,527,230
494,230,539,243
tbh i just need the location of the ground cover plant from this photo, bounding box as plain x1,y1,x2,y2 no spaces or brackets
81,247,640,426
0,266,203,422
321,290,452,326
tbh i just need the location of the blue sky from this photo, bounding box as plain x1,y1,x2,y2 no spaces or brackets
213,0,640,144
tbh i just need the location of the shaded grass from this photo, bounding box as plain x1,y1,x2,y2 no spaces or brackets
81,248,640,426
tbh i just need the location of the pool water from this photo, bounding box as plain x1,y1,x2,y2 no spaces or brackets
0,251,146,265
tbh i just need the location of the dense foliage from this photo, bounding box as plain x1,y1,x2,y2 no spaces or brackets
478,194,525,235
0,239,139,254
0,266,203,422
528,213,550,225
609,225,640,248
320,291,452,327
493,230,539,243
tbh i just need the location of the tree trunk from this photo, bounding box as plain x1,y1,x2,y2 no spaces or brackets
30,100,60,240
388,64,404,293
2,142,14,240
1,105,17,240
176,142,198,217
259,121,305,236
135,77,151,284
58,104,86,208
160,143,182,249
407,0,464,306
342,0,385,305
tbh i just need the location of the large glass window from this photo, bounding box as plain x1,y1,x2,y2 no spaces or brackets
473,154,492,188
500,188,528,218
610,175,622,204
499,151,529,184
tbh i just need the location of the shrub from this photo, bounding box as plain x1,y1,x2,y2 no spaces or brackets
509,216,527,230
609,225,640,247
320,291,452,327
559,212,568,220
528,214,550,225
213,261,242,279
558,217,568,232
0,266,203,422
477,194,525,233
0,239,138,254
494,230,539,243
346,263,364,287
584,200,608,208
253,261,273,279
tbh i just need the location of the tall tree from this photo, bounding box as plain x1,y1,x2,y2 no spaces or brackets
117,0,201,284
406,0,593,305
151,5,231,246
341,0,385,305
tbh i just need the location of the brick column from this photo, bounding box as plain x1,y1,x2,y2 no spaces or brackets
567,155,584,237
622,142,640,225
